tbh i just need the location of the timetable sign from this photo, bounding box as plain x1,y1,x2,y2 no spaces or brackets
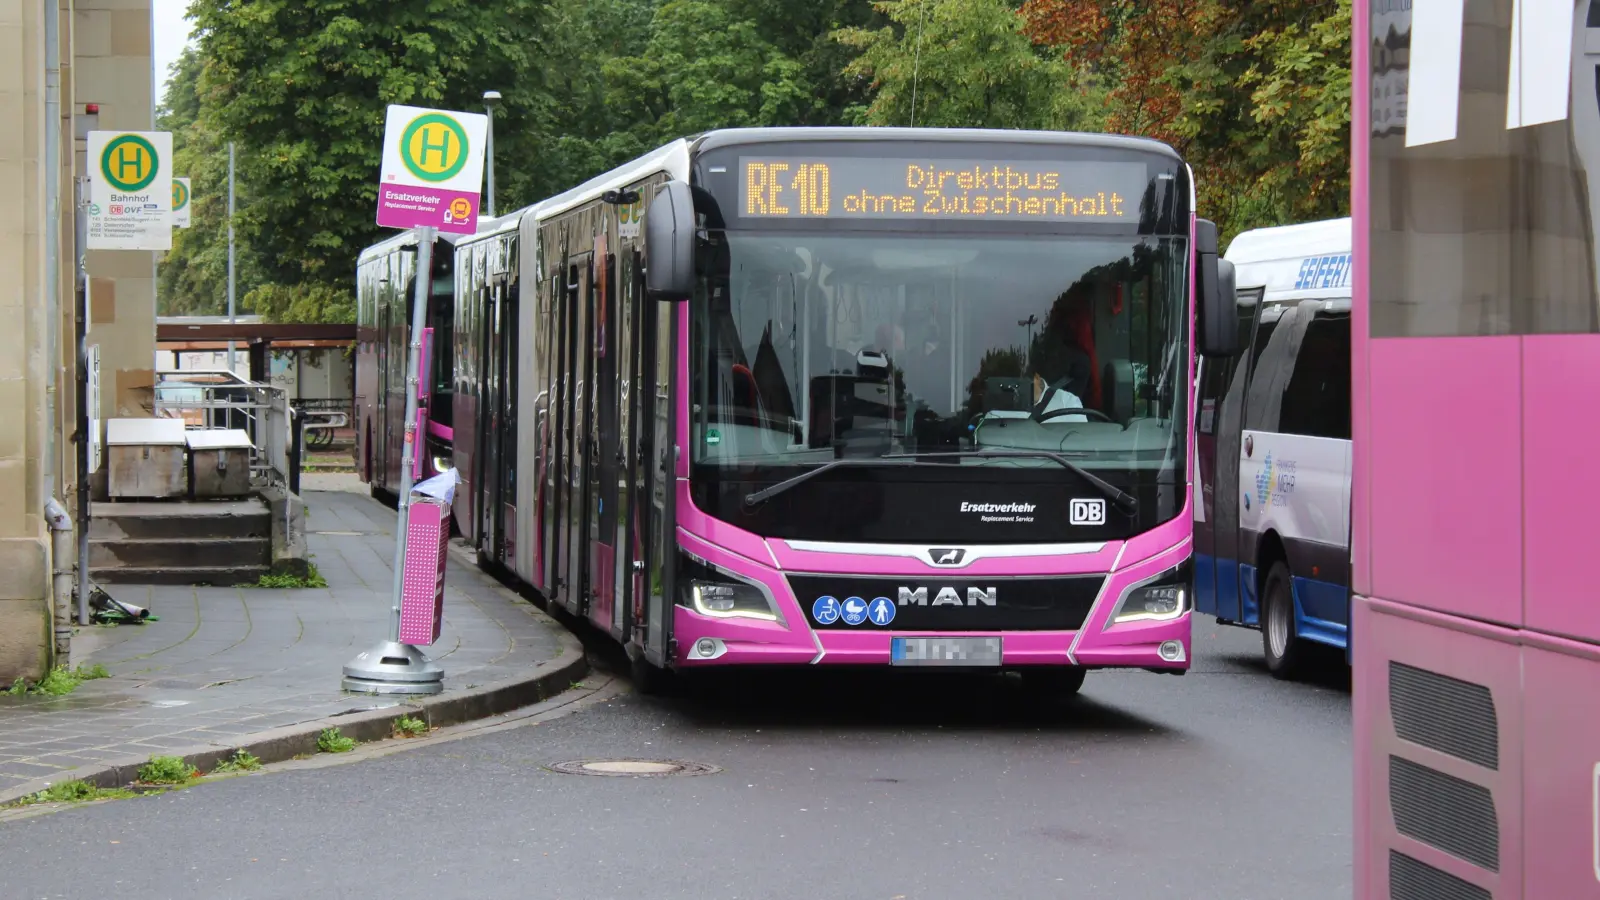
739,156,1147,223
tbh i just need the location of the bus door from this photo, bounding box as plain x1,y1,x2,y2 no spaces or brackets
562,253,594,617
1194,295,1257,615
618,250,647,644
536,270,559,596
589,243,620,633
500,264,519,570
1212,294,1278,622
479,273,506,560
551,261,575,609
373,259,393,489
641,293,676,668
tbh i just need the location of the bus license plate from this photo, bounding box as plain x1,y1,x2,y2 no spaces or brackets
890,637,1002,667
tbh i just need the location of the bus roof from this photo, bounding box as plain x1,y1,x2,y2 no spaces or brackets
528,127,1183,225
356,224,485,266
1223,217,1351,299
692,126,1180,159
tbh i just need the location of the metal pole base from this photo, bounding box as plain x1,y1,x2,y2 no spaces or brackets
342,641,444,695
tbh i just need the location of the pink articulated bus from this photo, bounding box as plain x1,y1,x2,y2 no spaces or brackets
355,228,460,499
1354,1,1600,897
453,127,1242,691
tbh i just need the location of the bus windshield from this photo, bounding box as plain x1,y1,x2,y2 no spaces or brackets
690,230,1189,478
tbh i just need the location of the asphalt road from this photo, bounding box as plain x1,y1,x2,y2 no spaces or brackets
0,617,1350,900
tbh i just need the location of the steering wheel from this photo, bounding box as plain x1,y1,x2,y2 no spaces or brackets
1031,377,1114,424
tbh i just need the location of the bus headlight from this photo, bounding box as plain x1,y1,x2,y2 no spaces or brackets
1108,561,1192,625
431,455,452,474
1113,584,1187,622
690,580,780,622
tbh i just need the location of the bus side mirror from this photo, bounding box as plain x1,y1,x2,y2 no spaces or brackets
644,180,696,302
1196,219,1242,357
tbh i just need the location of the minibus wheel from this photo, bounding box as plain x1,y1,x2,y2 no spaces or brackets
1261,561,1306,680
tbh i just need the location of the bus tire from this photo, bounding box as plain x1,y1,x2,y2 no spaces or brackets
1021,666,1087,696
1261,561,1307,680
630,652,671,696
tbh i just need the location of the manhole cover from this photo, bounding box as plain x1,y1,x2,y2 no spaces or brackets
548,758,720,777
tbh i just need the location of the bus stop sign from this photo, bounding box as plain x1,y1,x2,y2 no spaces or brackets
376,104,488,235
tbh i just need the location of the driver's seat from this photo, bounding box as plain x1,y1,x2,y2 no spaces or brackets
1102,359,1135,424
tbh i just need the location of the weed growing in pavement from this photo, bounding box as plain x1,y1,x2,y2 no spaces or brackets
3,663,110,697
393,715,427,738
253,564,328,589
137,756,200,785
210,750,263,774
316,727,357,753
10,780,135,807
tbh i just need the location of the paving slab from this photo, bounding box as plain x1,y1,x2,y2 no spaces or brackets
0,482,585,804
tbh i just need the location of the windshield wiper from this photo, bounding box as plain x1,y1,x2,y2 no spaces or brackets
881,449,1139,516
743,457,919,507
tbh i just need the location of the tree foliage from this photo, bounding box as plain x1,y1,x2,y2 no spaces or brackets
158,0,1351,320
836,0,1101,131
1021,0,1351,239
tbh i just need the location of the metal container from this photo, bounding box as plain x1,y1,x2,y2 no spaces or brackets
186,429,255,498
106,418,188,499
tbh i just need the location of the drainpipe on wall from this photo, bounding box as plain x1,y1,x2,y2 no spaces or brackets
44,499,74,662
43,0,70,661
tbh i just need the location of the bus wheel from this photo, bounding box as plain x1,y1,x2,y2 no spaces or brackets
1021,666,1087,697
629,651,672,696
1261,561,1306,680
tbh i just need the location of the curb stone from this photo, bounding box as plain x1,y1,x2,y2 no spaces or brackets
0,592,587,807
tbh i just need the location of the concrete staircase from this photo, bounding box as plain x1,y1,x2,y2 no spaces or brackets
90,500,273,586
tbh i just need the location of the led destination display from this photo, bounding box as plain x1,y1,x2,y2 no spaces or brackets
739,156,1148,223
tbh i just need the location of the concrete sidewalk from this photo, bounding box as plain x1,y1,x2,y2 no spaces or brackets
0,480,584,803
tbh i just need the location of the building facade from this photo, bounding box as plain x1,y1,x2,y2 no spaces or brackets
0,0,155,681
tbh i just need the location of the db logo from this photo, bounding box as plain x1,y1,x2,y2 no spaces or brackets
110,205,124,215
1069,498,1106,526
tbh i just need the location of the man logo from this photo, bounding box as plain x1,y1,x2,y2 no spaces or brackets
1070,498,1107,526
100,135,159,193
928,548,966,566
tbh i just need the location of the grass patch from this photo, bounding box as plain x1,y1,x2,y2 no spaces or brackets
137,755,200,785
11,780,135,807
316,727,357,753
210,749,263,774
4,663,110,697
393,715,427,738
254,564,327,589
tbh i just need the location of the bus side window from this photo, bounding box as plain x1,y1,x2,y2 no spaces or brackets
1197,356,1234,434
1242,305,1296,434
1279,309,1351,440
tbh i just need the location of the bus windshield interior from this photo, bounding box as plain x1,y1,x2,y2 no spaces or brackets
690,231,1189,476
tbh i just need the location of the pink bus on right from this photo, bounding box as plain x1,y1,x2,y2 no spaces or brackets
1354,1,1600,898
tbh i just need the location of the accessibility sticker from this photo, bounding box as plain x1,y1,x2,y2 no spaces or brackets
812,595,841,625
867,596,895,627
840,596,869,626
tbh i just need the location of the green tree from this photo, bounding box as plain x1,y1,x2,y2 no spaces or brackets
187,0,548,299
836,0,1101,131
1021,0,1350,240
603,1,815,146
157,46,265,316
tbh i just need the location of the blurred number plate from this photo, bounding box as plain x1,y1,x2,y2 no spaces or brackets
890,637,1002,666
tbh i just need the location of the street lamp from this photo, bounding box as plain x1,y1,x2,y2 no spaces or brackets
1018,314,1038,365
482,90,501,218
